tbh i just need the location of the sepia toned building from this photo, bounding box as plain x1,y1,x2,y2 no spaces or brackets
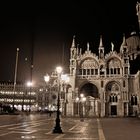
0,2,140,118
62,1,140,118
64,34,140,117
0,82,37,112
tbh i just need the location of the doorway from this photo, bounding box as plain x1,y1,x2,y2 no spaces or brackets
111,105,117,116
79,83,99,117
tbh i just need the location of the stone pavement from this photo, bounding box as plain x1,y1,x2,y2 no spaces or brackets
0,114,140,140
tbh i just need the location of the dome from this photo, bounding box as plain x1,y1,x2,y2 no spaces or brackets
126,34,140,54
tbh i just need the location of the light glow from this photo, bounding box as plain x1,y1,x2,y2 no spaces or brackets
80,93,84,98
56,66,63,74
61,74,70,83
44,74,50,82
27,81,33,87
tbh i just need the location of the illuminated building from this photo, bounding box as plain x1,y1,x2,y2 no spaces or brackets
62,2,140,118
0,82,36,112
64,33,139,117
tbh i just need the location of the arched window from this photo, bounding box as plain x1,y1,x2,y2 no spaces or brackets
109,96,112,102
80,58,99,76
109,94,118,102
91,69,94,75
106,58,121,75
131,95,138,105
87,69,90,75
83,69,86,75
123,81,125,87
79,69,82,75
135,96,138,105
111,68,113,74
95,69,98,75
115,96,118,102
107,68,109,74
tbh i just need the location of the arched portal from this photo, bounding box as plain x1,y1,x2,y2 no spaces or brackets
105,81,121,117
74,83,100,117
80,83,99,98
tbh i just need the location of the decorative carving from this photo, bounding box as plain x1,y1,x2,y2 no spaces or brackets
81,59,98,69
107,58,121,68
106,82,120,92
111,83,119,91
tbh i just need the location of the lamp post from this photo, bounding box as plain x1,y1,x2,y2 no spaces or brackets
44,74,50,110
53,66,63,133
76,93,86,121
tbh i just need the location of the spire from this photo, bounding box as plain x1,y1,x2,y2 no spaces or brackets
99,35,103,48
121,34,127,46
120,34,128,54
136,2,140,32
111,42,114,52
136,1,139,16
87,42,90,51
80,48,82,55
99,35,104,59
77,44,79,55
72,35,76,48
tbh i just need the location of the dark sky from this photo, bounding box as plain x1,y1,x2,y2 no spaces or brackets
0,1,139,84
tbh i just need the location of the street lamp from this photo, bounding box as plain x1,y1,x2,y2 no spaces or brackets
44,74,50,83
27,81,33,87
53,66,63,133
44,74,50,110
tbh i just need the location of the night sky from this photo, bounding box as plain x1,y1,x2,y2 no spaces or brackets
0,1,139,84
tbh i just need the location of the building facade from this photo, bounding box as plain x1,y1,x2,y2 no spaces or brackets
62,1,140,118
0,82,37,112
64,34,140,117
0,2,139,117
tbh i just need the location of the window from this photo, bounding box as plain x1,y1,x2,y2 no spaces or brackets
123,81,125,87
131,95,137,105
91,69,94,75
79,69,82,75
111,68,113,74
83,69,86,75
87,69,90,75
109,94,118,102
107,68,109,74
101,81,104,88
117,68,120,74
114,68,116,74
125,67,128,74
95,69,98,75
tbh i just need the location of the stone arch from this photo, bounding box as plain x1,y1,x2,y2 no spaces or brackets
106,57,122,75
104,81,121,116
78,57,99,76
74,82,100,117
79,57,99,69
79,82,99,98
106,57,122,68
105,81,121,92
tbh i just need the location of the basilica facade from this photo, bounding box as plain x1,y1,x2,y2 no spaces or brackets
63,2,140,117
64,34,140,117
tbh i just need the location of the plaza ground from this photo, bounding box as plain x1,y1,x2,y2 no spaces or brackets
0,114,140,140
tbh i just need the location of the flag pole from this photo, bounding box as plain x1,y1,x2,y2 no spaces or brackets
13,48,19,111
